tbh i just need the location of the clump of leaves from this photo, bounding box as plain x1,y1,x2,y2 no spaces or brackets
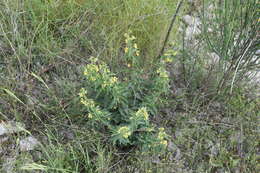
79,33,175,151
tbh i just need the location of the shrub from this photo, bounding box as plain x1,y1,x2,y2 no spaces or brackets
79,33,174,151
201,0,259,93
178,0,259,95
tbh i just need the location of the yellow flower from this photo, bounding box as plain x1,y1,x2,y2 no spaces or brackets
110,77,118,84
158,128,168,146
159,127,165,131
102,77,118,88
103,67,110,74
88,113,93,119
118,126,131,139
124,47,129,53
157,68,168,78
146,127,154,132
133,43,138,49
79,88,87,98
84,64,99,77
89,56,98,63
89,76,96,81
131,36,136,40
94,65,99,72
79,90,85,98
135,107,149,120
160,140,168,146
164,50,178,57
127,63,131,67
101,82,108,88
84,69,88,76
136,50,140,56
164,57,173,63
143,111,149,120
79,92,84,98
80,98,95,108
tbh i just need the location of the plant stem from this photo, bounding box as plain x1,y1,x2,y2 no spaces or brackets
156,0,184,60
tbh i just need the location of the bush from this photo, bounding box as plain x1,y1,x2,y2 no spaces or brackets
202,0,259,93
178,0,259,95
79,33,175,151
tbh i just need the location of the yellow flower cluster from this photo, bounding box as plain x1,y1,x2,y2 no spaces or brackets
80,97,96,108
83,57,119,89
79,88,97,109
89,56,98,63
146,127,154,132
78,88,87,98
135,107,149,120
136,50,140,56
164,51,177,57
164,57,173,63
124,47,129,53
84,64,99,74
79,88,107,120
79,89,94,108
156,67,169,78
101,76,118,88
160,140,168,146
163,49,178,63
117,126,132,139
88,113,93,119
84,64,99,82
124,33,140,56
124,33,136,43
157,128,168,147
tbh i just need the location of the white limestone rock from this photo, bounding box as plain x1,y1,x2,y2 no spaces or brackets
19,136,40,151
0,121,25,136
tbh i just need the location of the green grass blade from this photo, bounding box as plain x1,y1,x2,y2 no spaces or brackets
1,88,25,105
31,72,49,90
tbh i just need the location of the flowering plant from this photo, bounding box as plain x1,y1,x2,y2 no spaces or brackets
79,33,173,151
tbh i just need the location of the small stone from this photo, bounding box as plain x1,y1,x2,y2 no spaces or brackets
151,156,161,164
167,141,182,161
0,121,25,136
0,136,9,144
208,52,220,64
183,15,201,26
59,129,75,141
2,157,16,173
167,140,176,152
210,144,219,156
19,136,40,151
182,15,201,40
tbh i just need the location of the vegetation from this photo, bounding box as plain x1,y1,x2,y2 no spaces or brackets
0,0,259,172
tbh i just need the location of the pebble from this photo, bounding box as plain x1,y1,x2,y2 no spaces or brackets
19,136,40,151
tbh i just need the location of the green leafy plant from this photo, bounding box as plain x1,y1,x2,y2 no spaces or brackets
79,33,172,151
